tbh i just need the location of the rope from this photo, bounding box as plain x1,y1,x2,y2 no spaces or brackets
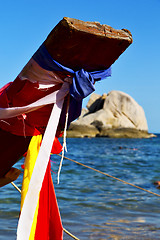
57,95,70,184
57,154,160,198
11,182,21,193
63,228,80,240
10,181,80,240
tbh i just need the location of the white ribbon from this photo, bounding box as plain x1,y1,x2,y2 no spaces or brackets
16,88,68,239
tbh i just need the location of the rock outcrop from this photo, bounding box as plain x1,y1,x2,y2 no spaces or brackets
67,91,155,138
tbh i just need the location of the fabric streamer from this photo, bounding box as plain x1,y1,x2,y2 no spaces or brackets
17,99,64,240
21,135,63,240
0,43,111,240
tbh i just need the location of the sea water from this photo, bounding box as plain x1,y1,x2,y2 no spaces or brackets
0,135,160,239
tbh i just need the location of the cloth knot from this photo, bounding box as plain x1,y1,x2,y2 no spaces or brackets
70,69,95,101
33,44,111,102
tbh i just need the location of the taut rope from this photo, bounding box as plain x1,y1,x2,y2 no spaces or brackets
57,154,160,198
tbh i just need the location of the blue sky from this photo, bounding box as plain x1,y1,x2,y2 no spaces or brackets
0,0,160,133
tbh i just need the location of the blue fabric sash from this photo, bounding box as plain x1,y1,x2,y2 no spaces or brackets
33,44,111,101
33,44,111,127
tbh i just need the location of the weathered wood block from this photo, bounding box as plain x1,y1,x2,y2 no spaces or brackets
44,17,133,71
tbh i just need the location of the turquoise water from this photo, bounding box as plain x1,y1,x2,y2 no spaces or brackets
0,135,160,239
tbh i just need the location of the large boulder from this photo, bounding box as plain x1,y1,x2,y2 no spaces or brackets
67,91,155,138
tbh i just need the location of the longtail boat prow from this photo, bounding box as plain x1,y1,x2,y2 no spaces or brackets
0,17,133,239
44,17,133,71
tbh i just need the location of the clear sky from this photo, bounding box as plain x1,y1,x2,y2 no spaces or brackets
0,0,159,133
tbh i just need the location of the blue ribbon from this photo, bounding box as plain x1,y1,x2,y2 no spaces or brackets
33,44,111,127
33,44,111,102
